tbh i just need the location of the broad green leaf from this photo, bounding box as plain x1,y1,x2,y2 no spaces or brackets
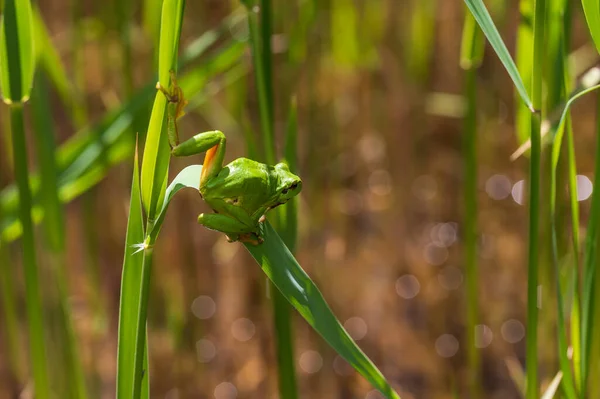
153,166,402,399
581,0,600,54
0,0,35,102
116,144,149,399
464,0,533,110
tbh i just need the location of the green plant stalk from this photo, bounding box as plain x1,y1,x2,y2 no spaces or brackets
246,4,275,164
515,0,532,145
526,0,546,397
132,245,154,399
10,104,50,399
0,241,24,384
550,110,578,399
133,0,186,396
581,95,600,395
31,72,88,399
461,12,482,395
244,2,298,397
567,116,582,389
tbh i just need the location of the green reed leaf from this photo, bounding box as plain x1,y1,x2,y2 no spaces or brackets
464,0,533,110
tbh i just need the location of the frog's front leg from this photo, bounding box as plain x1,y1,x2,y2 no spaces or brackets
171,130,227,187
156,70,188,149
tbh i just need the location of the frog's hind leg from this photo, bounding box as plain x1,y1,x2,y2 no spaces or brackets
198,213,242,233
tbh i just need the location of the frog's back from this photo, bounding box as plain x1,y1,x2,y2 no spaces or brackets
201,157,277,205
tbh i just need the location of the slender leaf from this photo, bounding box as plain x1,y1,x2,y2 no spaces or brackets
116,144,149,399
464,0,533,109
9,104,49,398
581,0,600,54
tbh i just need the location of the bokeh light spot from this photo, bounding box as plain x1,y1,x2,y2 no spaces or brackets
299,350,323,374
424,243,448,266
343,317,368,340
196,338,217,363
431,222,458,247
395,275,420,299
474,324,493,348
501,319,525,343
511,180,525,205
576,175,593,201
191,296,216,320
231,318,256,342
485,174,511,200
435,334,459,358
214,382,237,399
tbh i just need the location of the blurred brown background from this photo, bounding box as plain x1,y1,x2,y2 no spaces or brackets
1,0,599,398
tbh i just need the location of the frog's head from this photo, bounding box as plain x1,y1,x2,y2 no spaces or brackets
274,162,302,203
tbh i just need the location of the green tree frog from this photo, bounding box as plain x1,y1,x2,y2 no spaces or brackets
157,73,302,245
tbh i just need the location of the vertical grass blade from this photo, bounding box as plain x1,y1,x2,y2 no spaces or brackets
273,99,300,398
581,95,600,395
243,1,298,396
9,104,50,399
0,241,24,384
244,1,275,164
116,144,149,399
31,71,88,399
0,1,47,392
515,0,532,145
464,0,533,110
526,0,547,397
460,9,483,398
130,1,186,397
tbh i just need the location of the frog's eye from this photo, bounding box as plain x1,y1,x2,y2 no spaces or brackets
282,188,289,195
290,183,298,190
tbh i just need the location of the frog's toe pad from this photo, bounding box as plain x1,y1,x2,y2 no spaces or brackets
259,214,266,223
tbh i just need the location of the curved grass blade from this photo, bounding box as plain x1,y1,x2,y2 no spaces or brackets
464,0,533,110
581,0,600,54
152,166,402,399
512,69,600,161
